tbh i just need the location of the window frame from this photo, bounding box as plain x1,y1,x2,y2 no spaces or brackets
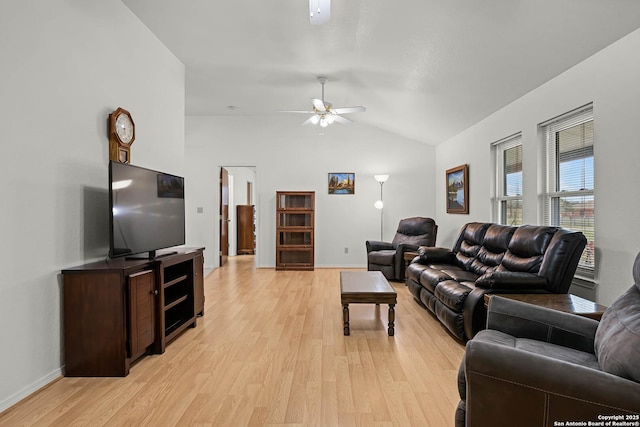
540,104,594,278
492,133,523,226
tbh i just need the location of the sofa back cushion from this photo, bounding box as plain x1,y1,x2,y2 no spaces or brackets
538,229,588,293
498,225,557,273
594,252,640,383
594,287,640,383
469,224,516,275
391,217,437,248
453,223,490,269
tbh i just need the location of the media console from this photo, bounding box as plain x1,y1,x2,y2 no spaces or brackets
62,247,205,377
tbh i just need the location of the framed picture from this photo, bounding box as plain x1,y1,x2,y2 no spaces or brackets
328,173,355,194
446,164,469,214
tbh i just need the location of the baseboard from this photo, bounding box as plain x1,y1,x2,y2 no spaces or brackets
0,368,63,414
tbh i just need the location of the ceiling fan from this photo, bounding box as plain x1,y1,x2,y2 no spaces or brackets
279,77,366,127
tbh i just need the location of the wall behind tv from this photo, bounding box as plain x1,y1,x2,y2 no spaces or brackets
0,0,185,412
434,27,640,306
184,116,436,269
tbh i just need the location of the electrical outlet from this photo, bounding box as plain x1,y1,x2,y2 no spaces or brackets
344,247,349,254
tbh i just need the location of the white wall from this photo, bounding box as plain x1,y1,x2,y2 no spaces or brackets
0,0,184,412
434,28,640,306
185,116,436,269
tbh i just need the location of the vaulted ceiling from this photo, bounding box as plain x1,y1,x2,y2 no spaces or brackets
122,0,640,145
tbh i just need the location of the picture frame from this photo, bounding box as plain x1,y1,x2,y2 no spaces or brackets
446,164,469,214
328,173,355,194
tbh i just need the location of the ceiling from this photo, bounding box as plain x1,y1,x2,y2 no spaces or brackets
122,0,640,145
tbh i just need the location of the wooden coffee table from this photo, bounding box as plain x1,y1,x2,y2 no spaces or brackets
340,271,397,336
484,293,607,320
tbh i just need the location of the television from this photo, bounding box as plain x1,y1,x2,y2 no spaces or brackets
109,161,185,259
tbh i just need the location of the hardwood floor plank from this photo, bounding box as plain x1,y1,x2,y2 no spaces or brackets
0,256,465,426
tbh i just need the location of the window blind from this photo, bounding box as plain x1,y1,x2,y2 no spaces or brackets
541,104,594,276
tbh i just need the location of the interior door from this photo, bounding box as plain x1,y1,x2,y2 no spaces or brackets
219,167,229,266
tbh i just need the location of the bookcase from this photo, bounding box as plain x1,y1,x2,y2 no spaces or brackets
276,191,314,270
237,204,256,255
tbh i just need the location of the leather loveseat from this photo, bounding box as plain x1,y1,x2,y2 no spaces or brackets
406,222,587,341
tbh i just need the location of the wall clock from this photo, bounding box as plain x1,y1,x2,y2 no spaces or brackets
108,107,135,163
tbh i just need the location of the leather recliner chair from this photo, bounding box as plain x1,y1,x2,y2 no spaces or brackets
456,252,640,426
366,217,437,281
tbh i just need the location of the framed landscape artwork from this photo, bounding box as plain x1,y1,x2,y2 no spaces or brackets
446,164,469,214
328,173,355,194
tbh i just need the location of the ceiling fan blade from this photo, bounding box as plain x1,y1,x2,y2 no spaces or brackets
332,115,353,124
311,98,327,112
278,110,316,114
332,106,366,114
302,115,321,125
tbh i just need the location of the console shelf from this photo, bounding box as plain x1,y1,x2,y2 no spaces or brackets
62,247,205,377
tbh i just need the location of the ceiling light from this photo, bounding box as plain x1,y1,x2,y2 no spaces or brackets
310,115,320,125
320,117,328,128
309,0,330,25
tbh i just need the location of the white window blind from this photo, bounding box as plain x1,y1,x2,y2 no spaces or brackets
541,104,594,277
492,133,523,225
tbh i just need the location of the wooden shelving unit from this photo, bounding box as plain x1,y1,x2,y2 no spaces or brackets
62,247,205,377
276,191,315,271
237,204,256,255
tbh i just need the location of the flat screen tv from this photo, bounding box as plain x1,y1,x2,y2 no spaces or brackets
109,161,185,259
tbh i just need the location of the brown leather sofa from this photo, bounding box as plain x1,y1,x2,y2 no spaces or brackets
366,217,437,281
406,222,587,341
456,251,640,425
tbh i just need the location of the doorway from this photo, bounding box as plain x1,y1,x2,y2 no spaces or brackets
219,166,257,267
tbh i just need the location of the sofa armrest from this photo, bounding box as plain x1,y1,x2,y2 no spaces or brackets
487,296,599,353
476,271,548,291
366,240,394,253
464,339,640,421
416,246,455,264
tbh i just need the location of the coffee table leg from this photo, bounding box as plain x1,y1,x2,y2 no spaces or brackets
388,304,395,336
343,304,350,335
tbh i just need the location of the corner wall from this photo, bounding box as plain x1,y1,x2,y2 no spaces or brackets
0,0,184,411
434,28,640,306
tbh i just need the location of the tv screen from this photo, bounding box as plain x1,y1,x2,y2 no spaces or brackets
109,161,185,258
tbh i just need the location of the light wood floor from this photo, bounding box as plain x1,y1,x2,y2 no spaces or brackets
0,256,465,426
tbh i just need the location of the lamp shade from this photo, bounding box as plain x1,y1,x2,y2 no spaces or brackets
374,174,389,183
309,0,330,25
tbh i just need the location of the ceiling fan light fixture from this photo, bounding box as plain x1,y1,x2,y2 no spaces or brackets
309,0,330,25
310,115,320,125
320,117,329,128
326,114,335,124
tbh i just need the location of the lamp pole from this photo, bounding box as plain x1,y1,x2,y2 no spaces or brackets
374,174,389,241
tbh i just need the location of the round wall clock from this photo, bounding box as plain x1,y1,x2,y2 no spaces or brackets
109,107,135,163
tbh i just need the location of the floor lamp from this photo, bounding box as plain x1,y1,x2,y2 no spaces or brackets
374,174,389,241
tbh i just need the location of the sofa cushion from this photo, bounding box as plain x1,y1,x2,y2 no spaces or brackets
406,262,428,282
594,285,640,382
453,223,490,268
392,217,437,248
499,225,556,273
469,224,515,275
435,280,474,312
419,267,454,293
368,249,395,265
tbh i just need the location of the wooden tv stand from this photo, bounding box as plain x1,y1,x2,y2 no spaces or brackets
62,247,205,377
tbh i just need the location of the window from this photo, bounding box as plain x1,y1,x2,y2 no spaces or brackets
541,105,594,277
493,134,523,226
